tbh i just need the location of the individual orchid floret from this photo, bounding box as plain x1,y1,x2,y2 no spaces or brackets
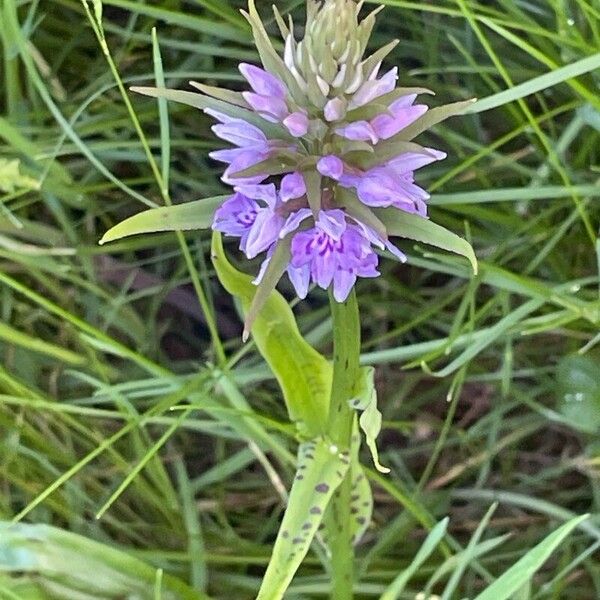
207,109,295,184
280,172,306,202
239,63,310,137
335,95,428,144
324,97,347,122
287,210,380,302
240,63,287,99
212,191,262,255
354,150,447,214
212,180,307,259
233,184,285,258
283,111,310,137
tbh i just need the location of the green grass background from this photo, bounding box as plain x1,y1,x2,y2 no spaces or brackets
0,0,599,598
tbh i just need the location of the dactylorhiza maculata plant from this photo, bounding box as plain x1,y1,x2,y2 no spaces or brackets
101,1,477,598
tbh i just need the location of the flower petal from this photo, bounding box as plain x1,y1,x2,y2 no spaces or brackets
283,111,309,137
234,183,278,207
356,169,399,207
244,211,284,259
324,97,346,122
388,94,418,110
332,268,357,302
312,251,336,290
222,149,270,185
291,230,318,267
239,63,287,98
212,121,266,147
287,263,311,299
212,192,258,237
280,208,312,238
317,209,346,240
335,121,379,144
387,149,447,173
317,155,344,180
280,172,306,202
243,92,289,121
370,104,428,140
349,67,398,109
209,148,246,164
384,240,407,262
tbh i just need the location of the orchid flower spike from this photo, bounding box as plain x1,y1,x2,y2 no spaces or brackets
200,0,471,303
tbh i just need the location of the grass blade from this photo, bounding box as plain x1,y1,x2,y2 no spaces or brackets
474,515,589,600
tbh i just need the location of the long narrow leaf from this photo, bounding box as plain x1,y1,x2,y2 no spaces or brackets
467,52,600,114
99,196,228,244
474,515,589,600
256,439,350,600
375,208,478,274
0,523,206,600
130,86,292,140
381,517,449,600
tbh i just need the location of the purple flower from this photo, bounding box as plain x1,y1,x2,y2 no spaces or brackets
283,111,310,137
212,185,282,258
369,95,427,140
318,149,446,215
317,155,344,179
239,63,311,138
348,67,398,109
243,92,289,122
212,191,261,254
287,210,380,302
233,184,285,258
355,150,446,214
280,172,306,202
207,109,290,185
335,95,428,145
213,180,308,259
239,63,287,98
324,98,347,122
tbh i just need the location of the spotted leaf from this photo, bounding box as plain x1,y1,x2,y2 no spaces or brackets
348,461,373,545
256,438,349,600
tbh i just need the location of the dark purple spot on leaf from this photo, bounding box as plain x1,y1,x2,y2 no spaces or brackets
315,483,329,493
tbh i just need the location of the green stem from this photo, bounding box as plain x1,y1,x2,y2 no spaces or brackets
326,289,361,600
